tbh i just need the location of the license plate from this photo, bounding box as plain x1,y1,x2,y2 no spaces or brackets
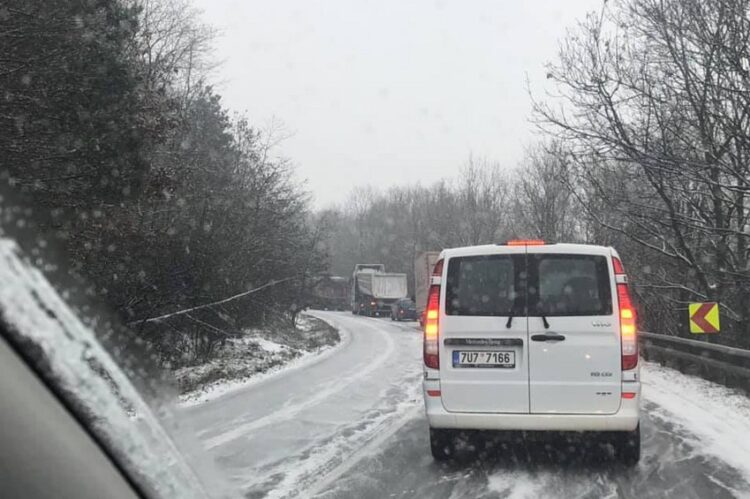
452,350,515,368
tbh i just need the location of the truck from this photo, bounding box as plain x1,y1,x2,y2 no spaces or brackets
351,264,408,317
414,251,441,325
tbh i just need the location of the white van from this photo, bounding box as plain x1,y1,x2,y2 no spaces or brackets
422,241,640,464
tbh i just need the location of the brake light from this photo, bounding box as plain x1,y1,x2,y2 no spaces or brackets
612,256,625,275
432,259,443,277
506,239,546,246
614,257,638,370
423,284,440,369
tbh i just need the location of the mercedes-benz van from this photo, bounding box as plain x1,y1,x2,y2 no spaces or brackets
422,240,640,464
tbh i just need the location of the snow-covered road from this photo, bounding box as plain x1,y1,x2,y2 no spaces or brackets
180,312,750,498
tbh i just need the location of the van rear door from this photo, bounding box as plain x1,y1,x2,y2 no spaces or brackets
527,248,621,414
439,247,529,413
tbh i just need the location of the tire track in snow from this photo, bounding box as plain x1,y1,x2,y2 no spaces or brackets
204,315,397,450
260,381,423,499
305,405,422,499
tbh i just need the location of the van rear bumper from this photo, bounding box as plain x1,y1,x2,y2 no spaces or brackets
424,385,640,432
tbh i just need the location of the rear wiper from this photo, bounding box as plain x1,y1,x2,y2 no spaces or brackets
508,313,549,328
506,299,523,328
541,314,550,329
535,300,550,328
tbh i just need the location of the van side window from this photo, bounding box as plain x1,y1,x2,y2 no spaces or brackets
445,255,524,316
531,255,612,316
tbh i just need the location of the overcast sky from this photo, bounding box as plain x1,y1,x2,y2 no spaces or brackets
192,0,602,208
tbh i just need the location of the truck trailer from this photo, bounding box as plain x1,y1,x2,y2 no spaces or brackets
351,264,408,317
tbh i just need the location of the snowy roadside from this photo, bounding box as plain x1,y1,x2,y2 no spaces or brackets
176,313,343,407
641,361,750,483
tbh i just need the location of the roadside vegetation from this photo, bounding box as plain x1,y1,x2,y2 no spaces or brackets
1,0,328,369
176,315,339,397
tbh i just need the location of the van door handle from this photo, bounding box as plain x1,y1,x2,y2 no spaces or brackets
531,333,566,342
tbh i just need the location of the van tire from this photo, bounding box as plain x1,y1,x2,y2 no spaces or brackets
616,425,640,466
429,428,455,461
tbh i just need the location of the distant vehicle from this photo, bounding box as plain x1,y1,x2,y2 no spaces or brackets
414,251,440,325
423,240,641,465
351,264,408,317
390,298,417,321
311,274,349,310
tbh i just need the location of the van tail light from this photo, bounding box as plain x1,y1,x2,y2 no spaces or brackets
423,284,441,369
612,256,625,274
432,259,444,277
614,257,638,370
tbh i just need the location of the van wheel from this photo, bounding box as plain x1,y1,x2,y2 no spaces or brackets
616,425,640,466
430,428,455,461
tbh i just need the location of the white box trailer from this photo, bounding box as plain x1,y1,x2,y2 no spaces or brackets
351,266,408,317
414,251,440,324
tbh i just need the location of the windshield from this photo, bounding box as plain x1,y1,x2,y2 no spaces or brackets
3,0,750,498
445,253,612,318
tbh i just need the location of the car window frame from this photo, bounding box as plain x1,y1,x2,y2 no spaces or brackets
445,254,526,317
527,253,613,317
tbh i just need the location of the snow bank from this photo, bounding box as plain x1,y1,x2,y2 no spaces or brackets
254,337,287,353
178,314,343,407
641,361,750,482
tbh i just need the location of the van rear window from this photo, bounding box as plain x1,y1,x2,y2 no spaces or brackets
444,253,612,317
445,255,523,316
530,254,612,316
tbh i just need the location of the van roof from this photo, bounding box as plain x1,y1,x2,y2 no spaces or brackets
440,242,617,259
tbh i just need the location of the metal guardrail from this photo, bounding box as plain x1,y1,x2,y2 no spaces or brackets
639,332,750,392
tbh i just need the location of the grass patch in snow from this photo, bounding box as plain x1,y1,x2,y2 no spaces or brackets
174,314,339,399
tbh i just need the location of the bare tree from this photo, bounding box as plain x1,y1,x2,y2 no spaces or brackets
134,0,217,106
509,142,576,242
535,0,750,344
454,157,509,245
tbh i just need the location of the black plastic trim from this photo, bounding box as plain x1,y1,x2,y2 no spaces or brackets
444,338,524,347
